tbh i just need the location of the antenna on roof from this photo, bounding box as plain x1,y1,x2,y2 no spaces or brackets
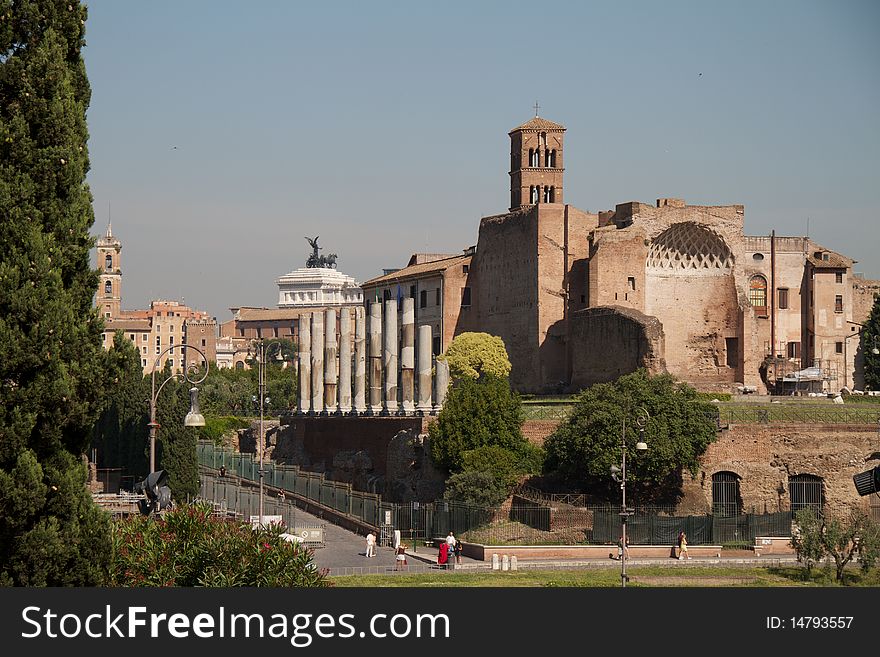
806,216,810,238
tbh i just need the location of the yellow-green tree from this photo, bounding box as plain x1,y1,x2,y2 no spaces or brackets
440,332,511,380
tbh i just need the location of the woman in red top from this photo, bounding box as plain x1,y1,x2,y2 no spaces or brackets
438,541,449,567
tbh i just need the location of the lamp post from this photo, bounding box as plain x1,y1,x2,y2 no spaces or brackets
610,406,649,588
148,344,209,474
251,339,285,527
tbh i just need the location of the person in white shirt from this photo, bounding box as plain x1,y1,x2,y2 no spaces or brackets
365,531,376,558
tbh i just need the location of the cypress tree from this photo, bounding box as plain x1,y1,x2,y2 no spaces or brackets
0,1,112,584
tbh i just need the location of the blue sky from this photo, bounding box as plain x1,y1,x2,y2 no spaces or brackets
83,0,880,321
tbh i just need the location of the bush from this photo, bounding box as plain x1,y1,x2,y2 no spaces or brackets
110,504,328,587
429,375,525,471
443,471,508,508
792,508,880,583
440,332,512,380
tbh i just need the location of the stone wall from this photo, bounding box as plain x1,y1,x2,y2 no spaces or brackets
568,306,666,390
680,424,878,518
268,416,445,503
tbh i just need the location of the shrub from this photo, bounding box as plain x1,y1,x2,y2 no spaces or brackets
440,332,512,381
443,471,508,508
110,504,328,587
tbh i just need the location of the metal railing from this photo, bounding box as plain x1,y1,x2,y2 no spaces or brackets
198,441,382,528
715,405,880,425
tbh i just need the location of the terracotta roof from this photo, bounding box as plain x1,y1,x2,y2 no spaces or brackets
232,307,327,321
105,318,151,331
510,116,566,133
807,249,852,269
362,254,471,287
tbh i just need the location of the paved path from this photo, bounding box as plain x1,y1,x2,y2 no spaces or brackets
293,504,798,577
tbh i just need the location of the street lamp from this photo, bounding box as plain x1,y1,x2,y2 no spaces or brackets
610,406,649,588
251,339,285,527
148,344,209,474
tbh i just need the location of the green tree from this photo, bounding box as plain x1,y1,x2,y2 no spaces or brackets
429,375,526,471
863,293,880,390
91,331,149,482
792,508,880,583
443,471,508,508
543,370,718,503
0,0,112,585
440,332,512,380
154,363,200,501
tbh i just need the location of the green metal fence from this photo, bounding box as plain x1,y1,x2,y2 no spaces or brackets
197,441,382,527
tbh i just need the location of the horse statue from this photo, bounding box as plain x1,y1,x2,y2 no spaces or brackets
321,253,338,269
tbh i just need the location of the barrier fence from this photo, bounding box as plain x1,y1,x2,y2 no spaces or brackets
197,441,381,528
198,442,792,548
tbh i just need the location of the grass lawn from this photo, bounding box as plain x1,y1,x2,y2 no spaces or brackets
330,565,880,587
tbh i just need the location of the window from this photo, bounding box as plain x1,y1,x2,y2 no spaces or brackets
155,346,160,355
462,264,469,274
775,288,788,310
752,253,764,261
383,289,392,302
543,186,553,203
530,186,538,204
435,288,441,305
749,275,767,311
129,334,135,341
461,287,472,307
410,285,417,299
142,346,147,354
835,295,843,313
201,339,206,347
156,325,160,332
787,341,800,359
155,336,160,346
789,474,824,515
170,336,174,346
835,271,843,284
432,336,441,356
712,472,742,517
105,254,112,270
420,290,427,308
725,337,738,368
143,359,147,367
627,277,636,291
835,342,843,354
104,280,112,296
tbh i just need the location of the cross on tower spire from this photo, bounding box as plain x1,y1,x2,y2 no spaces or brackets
534,101,540,117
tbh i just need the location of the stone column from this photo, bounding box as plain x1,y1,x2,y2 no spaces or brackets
400,297,415,414
434,357,449,412
383,299,399,415
338,308,352,414
324,308,338,413
298,313,311,414
417,325,433,414
353,306,366,414
310,311,324,414
368,301,382,415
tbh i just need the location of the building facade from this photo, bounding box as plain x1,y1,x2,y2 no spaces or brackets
397,116,879,394
95,224,217,374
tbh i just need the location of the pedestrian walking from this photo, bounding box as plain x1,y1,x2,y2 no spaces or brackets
437,541,449,568
395,543,408,570
678,531,690,560
365,531,376,558
453,536,463,565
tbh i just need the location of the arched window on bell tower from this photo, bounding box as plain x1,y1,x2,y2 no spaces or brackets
105,254,112,270
530,186,538,204
104,280,112,296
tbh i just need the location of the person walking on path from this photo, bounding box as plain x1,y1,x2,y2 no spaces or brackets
617,536,629,560
453,536,463,565
678,531,691,560
365,531,376,558
395,543,408,571
437,541,449,568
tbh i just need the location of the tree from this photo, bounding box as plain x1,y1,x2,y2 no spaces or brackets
154,363,200,502
543,370,718,503
91,331,149,482
0,1,112,585
792,509,880,583
440,332,512,380
863,293,880,390
428,375,526,471
443,471,508,508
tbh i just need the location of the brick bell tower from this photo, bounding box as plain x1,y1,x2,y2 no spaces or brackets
96,222,122,319
509,112,565,211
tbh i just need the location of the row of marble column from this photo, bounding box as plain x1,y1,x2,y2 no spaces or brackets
297,297,449,416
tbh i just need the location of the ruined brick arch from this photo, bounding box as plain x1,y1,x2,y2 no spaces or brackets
711,470,742,517
646,222,733,273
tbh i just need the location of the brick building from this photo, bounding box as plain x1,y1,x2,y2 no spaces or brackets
95,224,217,374
410,115,879,394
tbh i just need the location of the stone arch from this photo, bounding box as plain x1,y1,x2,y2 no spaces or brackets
711,470,742,517
646,222,733,273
